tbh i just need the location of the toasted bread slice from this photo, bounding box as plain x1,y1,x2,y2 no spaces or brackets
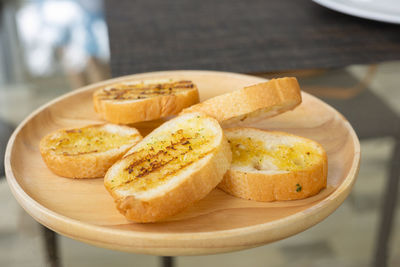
104,113,232,222
219,128,327,201
93,79,199,124
181,77,302,126
40,124,142,178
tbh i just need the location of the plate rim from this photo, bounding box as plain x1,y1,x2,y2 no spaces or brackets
4,70,361,255
313,0,400,24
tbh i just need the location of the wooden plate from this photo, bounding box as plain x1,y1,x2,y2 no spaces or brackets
5,70,360,256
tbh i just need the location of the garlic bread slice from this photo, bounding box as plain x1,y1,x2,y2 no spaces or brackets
181,77,302,127
104,113,232,222
40,124,142,178
93,79,199,124
219,128,327,201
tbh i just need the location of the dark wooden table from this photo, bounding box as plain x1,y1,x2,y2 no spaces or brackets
105,0,400,76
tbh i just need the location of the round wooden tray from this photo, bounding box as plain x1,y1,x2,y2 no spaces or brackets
5,70,360,256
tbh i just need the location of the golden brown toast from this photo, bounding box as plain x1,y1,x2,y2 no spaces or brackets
93,79,199,124
219,127,327,201
104,113,232,222
40,124,142,178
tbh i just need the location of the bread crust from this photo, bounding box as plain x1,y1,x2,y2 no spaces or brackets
113,139,231,222
93,81,199,124
181,77,302,126
39,124,142,178
104,113,232,222
218,128,327,201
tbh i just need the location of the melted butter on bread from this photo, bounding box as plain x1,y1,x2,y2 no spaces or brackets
229,137,321,172
40,124,142,179
219,128,327,202
46,126,138,155
109,117,216,192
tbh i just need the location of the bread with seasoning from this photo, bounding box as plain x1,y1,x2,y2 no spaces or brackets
181,77,302,127
104,112,232,222
40,124,142,178
93,79,199,124
219,127,327,201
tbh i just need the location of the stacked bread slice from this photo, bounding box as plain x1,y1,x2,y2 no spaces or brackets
181,77,301,126
40,79,200,180
40,76,327,223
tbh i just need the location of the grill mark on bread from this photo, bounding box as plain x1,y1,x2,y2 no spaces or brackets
123,135,192,171
174,83,194,88
122,137,199,178
98,80,195,101
65,129,82,134
112,128,213,191
113,91,127,100
127,147,190,179
138,152,210,181
124,149,170,170
113,150,212,191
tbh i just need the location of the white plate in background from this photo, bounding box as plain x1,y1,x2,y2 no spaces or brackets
313,0,400,24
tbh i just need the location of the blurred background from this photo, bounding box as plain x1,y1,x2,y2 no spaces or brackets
0,0,399,267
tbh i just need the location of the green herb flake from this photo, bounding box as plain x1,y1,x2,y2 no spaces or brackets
296,183,302,192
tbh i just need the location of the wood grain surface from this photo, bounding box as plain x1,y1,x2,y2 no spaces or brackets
4,70,360,255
